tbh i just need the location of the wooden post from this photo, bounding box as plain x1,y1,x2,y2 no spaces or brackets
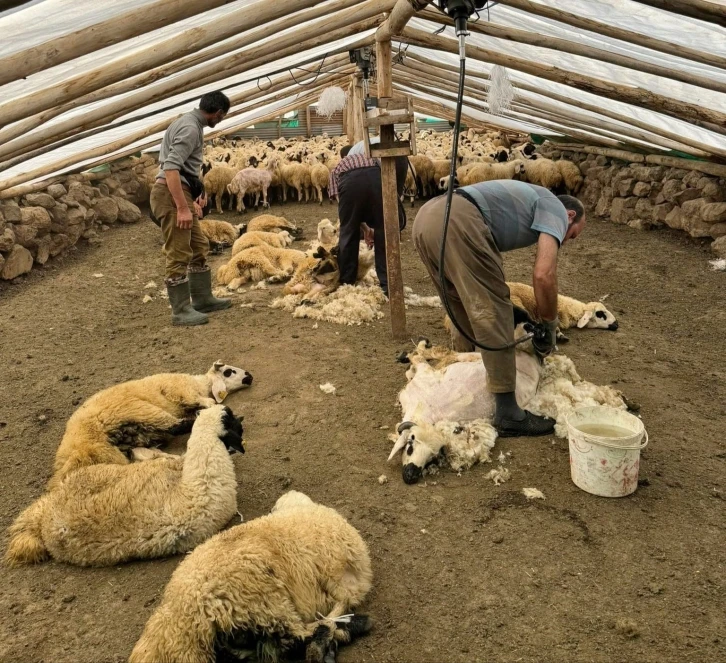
375,38,407,340
629,0,726,27
306,106,312,137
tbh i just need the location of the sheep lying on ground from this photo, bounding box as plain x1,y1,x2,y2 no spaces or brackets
507,282,618,330
203,166,236,214
306,218,339,254
245,213,301,237
199,219,245,252
129,491,373,663
48,361,253,490
389,341,625,483
5,405,244,567
232,230,293,255
216,244,309,289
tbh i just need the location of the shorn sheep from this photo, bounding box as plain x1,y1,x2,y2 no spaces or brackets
232,230,293,255
129,491,373,663
5,405,245,568
216,243,309,289
507,282,618,331
199,219,245,252
49,361,253,490
228,167,273,213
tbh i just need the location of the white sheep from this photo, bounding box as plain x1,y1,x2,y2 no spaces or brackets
228,167,273,213
309,158,331,205
556,159,584,194
5,405,244,567
129,491,373,663
231,230,293,255
460,160,525,186
216,243,309,289
523,158,563,191
202,166,236,214
48,361,252,490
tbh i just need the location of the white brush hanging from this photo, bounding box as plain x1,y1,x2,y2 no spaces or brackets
488,65,515,116
316,86,348,119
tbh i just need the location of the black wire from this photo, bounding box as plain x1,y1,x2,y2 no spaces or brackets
437,48,532,352
289,53,328,86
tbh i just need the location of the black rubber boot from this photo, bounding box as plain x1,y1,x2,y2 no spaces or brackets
189,270,232,313
167,280,208,326
496,411,556,438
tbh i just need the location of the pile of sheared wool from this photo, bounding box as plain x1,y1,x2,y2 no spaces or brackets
271,285,387,325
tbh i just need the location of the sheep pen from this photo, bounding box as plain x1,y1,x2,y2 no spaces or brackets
1,186,725,663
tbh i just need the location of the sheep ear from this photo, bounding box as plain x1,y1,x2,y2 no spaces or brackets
213,360,225,371
388,433,409,462
577,310,594,328
212,376,228,403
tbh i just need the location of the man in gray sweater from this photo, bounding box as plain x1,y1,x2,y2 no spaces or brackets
150,91,232,326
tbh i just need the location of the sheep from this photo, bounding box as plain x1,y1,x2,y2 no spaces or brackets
460,160,525,186
507,282,619,331
227,167,273,213
128,491,373,663
216,243,309,289
555,159,584,194
5,405,245,568
232,230,293,255
522,158,563,191
306,218,339,254
409,155,435,198
245,213,301,237
402,161,417,207
48,361,253,490
309,159,331,205
388,341,626,483
199,219,245,252
431,159,452,185
202,166,236,214
281,162,310,203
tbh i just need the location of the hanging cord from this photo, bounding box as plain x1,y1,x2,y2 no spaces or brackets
437,28,533,352
289,53,328,86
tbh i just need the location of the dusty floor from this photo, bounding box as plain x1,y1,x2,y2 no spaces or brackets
0,197,724,663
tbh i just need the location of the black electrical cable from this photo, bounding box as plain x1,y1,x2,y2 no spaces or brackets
437,37,533,352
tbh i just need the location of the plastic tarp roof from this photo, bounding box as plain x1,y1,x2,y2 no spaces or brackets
1,0,726,188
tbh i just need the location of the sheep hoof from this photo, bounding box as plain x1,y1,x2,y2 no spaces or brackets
396,351,410,364
416,336,432,349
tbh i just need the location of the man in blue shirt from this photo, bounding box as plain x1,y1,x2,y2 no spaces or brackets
412,180,586,437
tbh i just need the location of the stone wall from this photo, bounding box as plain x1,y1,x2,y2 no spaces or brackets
541,147,726,260
0,154,157,281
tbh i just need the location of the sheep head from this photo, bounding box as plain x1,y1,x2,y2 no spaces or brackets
388,421,447,485
578,303,618,331
272,490,314,512
207,360,253,403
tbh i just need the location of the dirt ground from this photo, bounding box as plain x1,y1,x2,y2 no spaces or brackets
0,197,724,663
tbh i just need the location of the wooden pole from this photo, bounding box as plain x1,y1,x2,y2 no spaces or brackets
376,38,407,340
306,106,313,138
0,0,383,129
400,27,726,137
375,0,428,41
547,144,647,162
494,0,726,71
420,7,726,95
401,49,726,161
629,0,726,27
0,0,231,87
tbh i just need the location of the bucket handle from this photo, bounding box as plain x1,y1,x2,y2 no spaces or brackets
584,430,648,451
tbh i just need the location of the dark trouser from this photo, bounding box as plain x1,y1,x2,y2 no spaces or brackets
337,165,406,293
412,194,516,393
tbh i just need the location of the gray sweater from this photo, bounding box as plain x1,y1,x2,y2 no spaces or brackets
156,109,206,186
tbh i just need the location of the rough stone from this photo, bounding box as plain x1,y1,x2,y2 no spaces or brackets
661,179,684,204
633,181,651,197
627,219,654,231
0,227,15,252
67,207,86,226
0,253,4,274
680,199,713,237
114,197,142,224
665,168,688,180
104,177,121,192
632,166,664,182
49,234,71,257
595,155,608,166
1,245,33,280
652,203,674,223
33,236,52,265
46,183,68,199
13,224,38,248
1,202,22,223
23,193,56,209
611,198,637,225
617,178,636,197
599,165,618,186
664,207,684,230
701,179,726,202
682,170,703,189
93,197,119,225
49,206,68,233
701,202,726,223
709,223,726,239
98,183,110,197
66,223,84,244
712,235,726,258
19,206,52,236
595,187,613,217
65,185,93,208
673,188,702,206
635,199,653,219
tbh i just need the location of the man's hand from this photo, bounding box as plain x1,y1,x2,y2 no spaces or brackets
532,318,559,357
176,206,193,229
361,223,375,249
193,201,204,218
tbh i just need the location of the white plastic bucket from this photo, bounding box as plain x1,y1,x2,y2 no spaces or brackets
566,406,648,498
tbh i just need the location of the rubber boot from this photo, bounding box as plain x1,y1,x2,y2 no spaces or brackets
167,280,209,326
189,270,232,313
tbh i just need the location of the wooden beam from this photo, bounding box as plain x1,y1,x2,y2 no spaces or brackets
419,7,726,95
494,0,726,71
306,106,312,137
376,38,407,339
548,144,646,162
400,27,726,136
376,0,427,41
401,49,726,160
629,0,726,27
0,0,345,129
0,0,231,87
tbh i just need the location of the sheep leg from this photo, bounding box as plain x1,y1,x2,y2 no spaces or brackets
237,191,246,214
317,186,323,206
131,448,175,462
253,191,260,211
216,186,224,214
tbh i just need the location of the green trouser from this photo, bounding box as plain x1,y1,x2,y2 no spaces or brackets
150,183,209,283
412,193,516,393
